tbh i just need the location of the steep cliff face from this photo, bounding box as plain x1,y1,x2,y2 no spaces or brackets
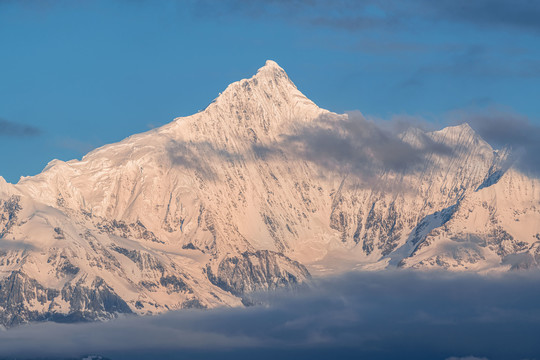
399,168,540,270
0,60,538,326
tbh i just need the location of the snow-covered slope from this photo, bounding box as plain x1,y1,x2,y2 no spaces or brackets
0,60,538,326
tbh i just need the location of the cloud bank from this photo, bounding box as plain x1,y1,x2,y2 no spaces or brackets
1,271,540,360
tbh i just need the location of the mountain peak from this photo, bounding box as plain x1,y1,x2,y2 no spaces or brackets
435,122,477,138
454,122,473,132
257,59,284,73
210,60,293,103
198,60,322,126
252,59,290,84
452,122,474,132
263,59,281,68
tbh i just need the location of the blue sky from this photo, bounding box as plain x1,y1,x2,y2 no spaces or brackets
1,0,539,183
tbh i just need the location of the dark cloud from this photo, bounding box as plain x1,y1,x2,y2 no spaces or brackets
282,112,453,179
419,0,540,33
1,271,540,359
403,45,540,84
0,118,41,137
193,0,540,84
164,114,453,186
191,0,403,32
192,0,540,33
453,109,540,176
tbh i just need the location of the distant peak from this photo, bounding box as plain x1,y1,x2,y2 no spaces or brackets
438,122,476,136
430,122,495,151
0,175,14,193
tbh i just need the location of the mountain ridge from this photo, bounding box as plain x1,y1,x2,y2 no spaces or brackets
0,60,538,327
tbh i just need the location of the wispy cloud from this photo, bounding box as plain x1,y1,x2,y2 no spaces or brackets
193,0,540,33
56,137,97,154
452,107,540,176
0,239,35,251
0,118,41,137
163,113,453,186
165,139,247,180
420,0,540,33
191,0,540,86
402,45,540,87
282,112,453,178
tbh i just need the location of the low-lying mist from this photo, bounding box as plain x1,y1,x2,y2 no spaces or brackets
1,270,539,360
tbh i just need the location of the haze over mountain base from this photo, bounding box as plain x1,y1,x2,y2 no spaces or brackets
0,61,539,326
1,271,539,360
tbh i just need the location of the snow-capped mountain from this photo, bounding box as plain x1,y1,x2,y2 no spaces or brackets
0,60,538,327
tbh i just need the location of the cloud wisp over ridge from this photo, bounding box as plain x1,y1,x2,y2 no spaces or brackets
453,108,540,176
282,112,453,179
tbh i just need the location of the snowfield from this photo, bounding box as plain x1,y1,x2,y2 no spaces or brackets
0,60,538,327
